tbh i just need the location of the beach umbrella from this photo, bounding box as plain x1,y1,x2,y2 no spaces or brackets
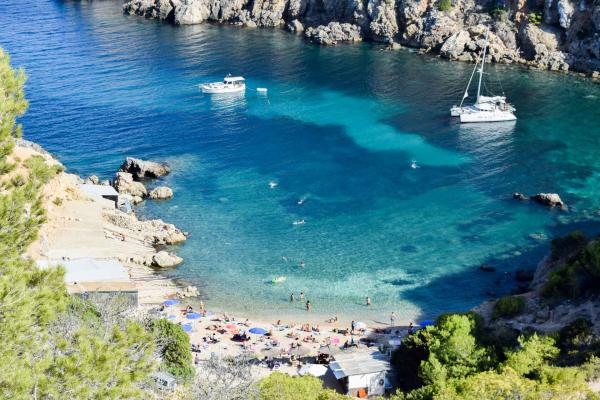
163,299,180,306
186,312,202,320
330,337,340,345
166,315,177,320
419,320,435,328
225,324,237,330
318,345,340,356
182,324,193,333
249,327,268,335
298,364,328,377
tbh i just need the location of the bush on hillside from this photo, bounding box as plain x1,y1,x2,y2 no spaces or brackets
151,319,193,380
492,295,525,319
551,231,588,261
438,0,452,11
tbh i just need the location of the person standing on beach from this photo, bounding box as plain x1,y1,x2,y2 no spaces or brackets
290,293,294,302
306,300,311,311
366,296,371,306
300,292,305,301
390,312,397,326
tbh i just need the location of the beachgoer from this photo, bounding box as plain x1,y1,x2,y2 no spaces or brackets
187,305,193,313
390,312,397,326
277,319,281,326
366,296,371,306
299,260,305,268
300,292,305,301
306,300,311,311
408,322,414,334
290,293,295,302
351,320,356,333
199,300,205,313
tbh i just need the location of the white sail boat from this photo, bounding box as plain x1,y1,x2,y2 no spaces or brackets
450,30,516,123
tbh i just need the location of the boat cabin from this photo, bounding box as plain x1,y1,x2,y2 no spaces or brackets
223,76,245,86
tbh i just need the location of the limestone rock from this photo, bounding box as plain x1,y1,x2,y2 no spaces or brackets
153,250,183,267
287,19,304,32
149,186,174,200
103,208,187,245
119,157,170,179
112,172,148,197
557,0,574,29
101,179,110,186
178,285,200,298
367,0,398,43
519,22,562,59
305,22,363,45
513,192,528,200
440,30,471,59
84,175,100,185
531,193,565,208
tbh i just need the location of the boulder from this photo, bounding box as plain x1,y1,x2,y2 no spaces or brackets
513,192,528,200
119,157,170,180
149,186,174,200
178,285,200,298
305,22,363,45
440,30,471,59
287,19,304,32
367,0,399,43
100,179,110,186
84,175,100,185
173,0,211,24
112,172,147,197
557,0,574,29
152,251,183,267
531,193,565,208
518,22,562,60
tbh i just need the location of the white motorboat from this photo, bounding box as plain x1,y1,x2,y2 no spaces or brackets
450,30,516,123
200,75,246,94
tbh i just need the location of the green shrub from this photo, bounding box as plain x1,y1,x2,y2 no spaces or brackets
493,295,525,319
258,373,324,400
490,7,508,21
438,0,452,11
528,12,543,25
151,319,193,380
550,231,588,261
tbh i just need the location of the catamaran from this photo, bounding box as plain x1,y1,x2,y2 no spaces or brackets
450,31,516,123
200,75,246,94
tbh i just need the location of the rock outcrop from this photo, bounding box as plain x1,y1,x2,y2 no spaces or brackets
531,192,566,208
112,172,148,197
149,186,174,200
305,22,362,44
103,208,187,245
119,157,170,180
153,250,183,267
123,0,600,75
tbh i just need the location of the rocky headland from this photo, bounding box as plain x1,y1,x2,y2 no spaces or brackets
123,0,600,75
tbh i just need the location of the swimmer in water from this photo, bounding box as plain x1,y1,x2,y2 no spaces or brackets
269,181,278,189
410,160,419,169
293,219,306,225
299,260,305,268
297,197,305,205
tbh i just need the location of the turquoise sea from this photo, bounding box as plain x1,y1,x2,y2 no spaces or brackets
2,0,600,323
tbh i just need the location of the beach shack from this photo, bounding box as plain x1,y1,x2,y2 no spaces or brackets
78,184,119,207
37,258,138,305
329,350,391,398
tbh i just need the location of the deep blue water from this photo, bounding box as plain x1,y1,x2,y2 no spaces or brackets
2,0,600,323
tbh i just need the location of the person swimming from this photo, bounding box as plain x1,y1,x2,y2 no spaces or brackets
410,160,419,169
299,260,305,268
297,197,306,205
293,219,306,225
269,181,278,188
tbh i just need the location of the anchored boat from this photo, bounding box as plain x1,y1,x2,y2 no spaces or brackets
200,75,246,94
450,30,516,123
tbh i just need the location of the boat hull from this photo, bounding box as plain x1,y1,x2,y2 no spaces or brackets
460,110,516,123
200,84,246,94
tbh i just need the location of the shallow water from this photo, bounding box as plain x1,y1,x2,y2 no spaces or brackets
2,0,600,323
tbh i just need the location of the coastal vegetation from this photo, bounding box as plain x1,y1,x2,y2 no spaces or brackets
390,313,600,399
492,295,526,319
0,48,165,399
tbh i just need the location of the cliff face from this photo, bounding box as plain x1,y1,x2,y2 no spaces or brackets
123,0,599,74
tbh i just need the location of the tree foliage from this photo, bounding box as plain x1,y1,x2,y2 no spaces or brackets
152,319,193,380
492,295,525,319
258,373,326,400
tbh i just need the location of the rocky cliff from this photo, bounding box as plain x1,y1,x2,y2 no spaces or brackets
123,0,599,75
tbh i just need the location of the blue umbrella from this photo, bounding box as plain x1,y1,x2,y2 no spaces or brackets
182,324,193,332
419,320,435,328
249,327,267,335
163,299,180,306
186,312,202,320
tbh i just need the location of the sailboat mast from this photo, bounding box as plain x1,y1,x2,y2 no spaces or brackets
476,30,489,104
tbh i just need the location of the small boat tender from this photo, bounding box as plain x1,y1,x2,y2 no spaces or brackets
201,75,246,94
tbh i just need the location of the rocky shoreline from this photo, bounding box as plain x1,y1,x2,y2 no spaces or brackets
21,139,198,304
123,0,599,76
